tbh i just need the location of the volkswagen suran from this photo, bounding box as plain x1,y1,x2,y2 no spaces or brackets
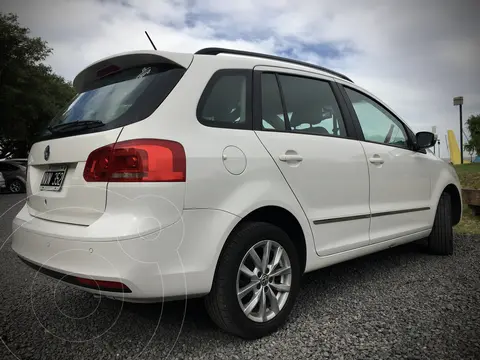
12,48,462,339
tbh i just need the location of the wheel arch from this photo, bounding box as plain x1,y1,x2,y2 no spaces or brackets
218,206,308,274
7,175,26,185
443,184,462,226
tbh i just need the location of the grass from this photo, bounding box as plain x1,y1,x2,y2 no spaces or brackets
453,163,480,235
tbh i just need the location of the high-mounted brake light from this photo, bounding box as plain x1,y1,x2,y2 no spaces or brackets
96,64,121,79
84,139,186,182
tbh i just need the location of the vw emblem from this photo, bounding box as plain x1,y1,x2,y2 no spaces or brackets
260,274,269,287
44,145,50,161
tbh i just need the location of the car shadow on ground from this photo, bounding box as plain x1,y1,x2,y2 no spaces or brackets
119,241,427,331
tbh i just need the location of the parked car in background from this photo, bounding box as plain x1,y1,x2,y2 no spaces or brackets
7,158,28,167
0,160,27,193
0,172,5,191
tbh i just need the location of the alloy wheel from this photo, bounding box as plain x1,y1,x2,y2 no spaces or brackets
9,181,21,193
236,239,292,323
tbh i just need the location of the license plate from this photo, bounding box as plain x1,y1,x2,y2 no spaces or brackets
40,166,68,191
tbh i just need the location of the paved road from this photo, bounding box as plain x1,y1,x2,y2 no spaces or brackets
1,193,479,360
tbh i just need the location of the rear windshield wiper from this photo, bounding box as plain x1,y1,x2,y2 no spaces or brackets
48,120,105,134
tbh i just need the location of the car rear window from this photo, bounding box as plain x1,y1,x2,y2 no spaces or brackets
41,64,186,140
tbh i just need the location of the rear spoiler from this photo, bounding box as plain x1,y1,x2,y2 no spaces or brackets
73,50,193,93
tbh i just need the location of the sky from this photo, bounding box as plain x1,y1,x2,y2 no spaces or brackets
3,0,480,157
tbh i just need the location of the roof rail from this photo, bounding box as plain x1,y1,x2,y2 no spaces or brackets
195,47,353,83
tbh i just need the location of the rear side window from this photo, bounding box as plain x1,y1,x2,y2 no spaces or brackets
277,75,347,137
197,70,252,129
41,64,186,140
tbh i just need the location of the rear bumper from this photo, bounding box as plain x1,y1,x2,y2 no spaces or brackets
11,204,240,302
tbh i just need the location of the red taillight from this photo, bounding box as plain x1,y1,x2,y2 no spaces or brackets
75,277,130,291
84,139,186,182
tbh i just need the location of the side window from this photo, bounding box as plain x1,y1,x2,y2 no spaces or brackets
277,75,347,137
197,71,249,129
261,73,287,131
345,87,408,148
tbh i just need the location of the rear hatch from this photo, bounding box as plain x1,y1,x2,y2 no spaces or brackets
27,51,192,226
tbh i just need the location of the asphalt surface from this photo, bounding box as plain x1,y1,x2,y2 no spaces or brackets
0,193,479,360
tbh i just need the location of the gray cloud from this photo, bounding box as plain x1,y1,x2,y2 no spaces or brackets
2,0,479,154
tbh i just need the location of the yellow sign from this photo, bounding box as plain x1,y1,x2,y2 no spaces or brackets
447,130,470,164
447,130,461,164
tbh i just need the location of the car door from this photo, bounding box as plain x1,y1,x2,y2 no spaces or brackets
0,162,17,183
341,85,432,244
253,67,371,256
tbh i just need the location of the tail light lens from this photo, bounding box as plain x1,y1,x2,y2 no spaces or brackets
84,139,186,182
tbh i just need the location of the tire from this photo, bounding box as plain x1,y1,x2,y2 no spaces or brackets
8,179,24,194
205,221,301,339
427,192,453,255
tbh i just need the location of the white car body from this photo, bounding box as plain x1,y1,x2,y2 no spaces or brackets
11,49,461,309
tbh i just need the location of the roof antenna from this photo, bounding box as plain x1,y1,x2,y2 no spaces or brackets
145,31,157,50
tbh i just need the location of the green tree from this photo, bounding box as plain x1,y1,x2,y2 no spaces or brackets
464,114,480,159
0,12,76,158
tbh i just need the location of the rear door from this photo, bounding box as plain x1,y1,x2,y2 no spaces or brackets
27,51,191,226
253,67,371,256
340,85,432,243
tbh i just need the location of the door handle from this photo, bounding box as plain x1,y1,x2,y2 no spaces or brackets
369,154,384,165
279,154,303,162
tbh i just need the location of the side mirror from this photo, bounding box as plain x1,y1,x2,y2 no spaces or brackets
415,131,436,149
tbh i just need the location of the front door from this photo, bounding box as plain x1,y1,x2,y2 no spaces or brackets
342,86,432,244
253,68,371,256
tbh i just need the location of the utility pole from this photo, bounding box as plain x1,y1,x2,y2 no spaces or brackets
453,96,464,164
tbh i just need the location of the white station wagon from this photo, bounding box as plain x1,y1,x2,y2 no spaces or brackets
12,48,462,339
